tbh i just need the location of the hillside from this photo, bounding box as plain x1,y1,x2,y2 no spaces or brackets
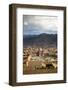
23,33,57,48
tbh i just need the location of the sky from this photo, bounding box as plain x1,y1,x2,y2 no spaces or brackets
23,15,57,35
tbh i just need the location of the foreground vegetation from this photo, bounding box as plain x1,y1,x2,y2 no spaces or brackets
23,47,57,75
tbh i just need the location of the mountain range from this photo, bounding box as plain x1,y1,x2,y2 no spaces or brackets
23,33,57,48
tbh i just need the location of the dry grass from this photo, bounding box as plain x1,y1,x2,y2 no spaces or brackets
23,47,57,75
23,60,57,75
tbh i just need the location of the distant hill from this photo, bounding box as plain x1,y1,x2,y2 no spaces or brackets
23,33,57,48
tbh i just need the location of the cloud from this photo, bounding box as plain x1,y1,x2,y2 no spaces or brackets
23,15,57,35
24,22,28,26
